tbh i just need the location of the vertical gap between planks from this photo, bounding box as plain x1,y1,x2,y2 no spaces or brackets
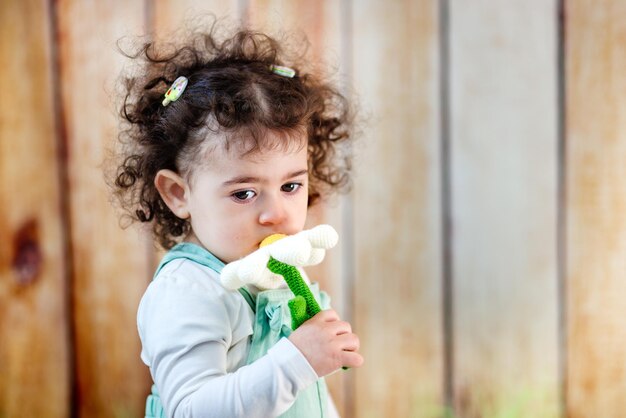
48,1,77,416
439,0,455,414
556,0,568,417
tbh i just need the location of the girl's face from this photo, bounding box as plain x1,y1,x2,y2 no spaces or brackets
182,133,309,263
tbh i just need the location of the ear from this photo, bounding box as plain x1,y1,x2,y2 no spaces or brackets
154,169,190,219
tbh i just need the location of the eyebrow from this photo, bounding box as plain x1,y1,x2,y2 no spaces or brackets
221,169,308,187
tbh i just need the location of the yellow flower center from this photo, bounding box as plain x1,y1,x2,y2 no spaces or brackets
260,234,287,248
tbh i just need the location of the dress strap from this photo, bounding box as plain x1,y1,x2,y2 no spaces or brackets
153,243,225,279
237,287,256,313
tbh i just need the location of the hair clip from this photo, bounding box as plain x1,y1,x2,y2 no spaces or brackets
270,64,296,78
162,76,189,106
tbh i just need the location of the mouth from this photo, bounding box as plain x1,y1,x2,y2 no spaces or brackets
256,232,283,246
259,233,288,248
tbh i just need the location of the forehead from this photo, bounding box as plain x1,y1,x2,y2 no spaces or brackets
207,126,305,156
188,128,308,180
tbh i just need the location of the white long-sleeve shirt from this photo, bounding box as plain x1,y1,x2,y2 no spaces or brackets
137,257,340,418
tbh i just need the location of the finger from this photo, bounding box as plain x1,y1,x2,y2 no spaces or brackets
335,333,360,352
328,320,352,336
316,309,340,322
341,350,364,369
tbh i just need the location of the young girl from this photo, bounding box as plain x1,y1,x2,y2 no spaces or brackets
112,22,363,418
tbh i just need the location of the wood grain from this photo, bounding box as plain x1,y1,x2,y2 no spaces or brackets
56,1,152,416
566,1,626,417
449,1,560,416
352,1,444,417
0,1,70,417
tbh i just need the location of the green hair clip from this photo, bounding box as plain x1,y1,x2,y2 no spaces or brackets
162,76,188,106
270,64,296,78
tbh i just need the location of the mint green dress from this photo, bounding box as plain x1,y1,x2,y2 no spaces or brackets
144,243,330,418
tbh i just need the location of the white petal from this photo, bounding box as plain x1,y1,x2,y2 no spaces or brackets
302,224,338,249
270,235,311,265
303,248,326,266
220,262,245,290
238,250,270,284
252,269,285,289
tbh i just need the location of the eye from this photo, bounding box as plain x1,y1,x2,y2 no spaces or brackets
281,183,302,193
231,190,256,202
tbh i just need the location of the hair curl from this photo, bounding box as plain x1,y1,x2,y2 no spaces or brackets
113,22,353,249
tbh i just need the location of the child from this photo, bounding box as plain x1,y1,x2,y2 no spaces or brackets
111,22,363,418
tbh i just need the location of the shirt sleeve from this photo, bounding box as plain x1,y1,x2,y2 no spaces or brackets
327,394,341,418
137,271,319,418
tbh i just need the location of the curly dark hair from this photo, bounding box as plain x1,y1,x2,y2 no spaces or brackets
113,22,353,249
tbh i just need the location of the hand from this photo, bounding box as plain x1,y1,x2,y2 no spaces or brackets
288,309,364,377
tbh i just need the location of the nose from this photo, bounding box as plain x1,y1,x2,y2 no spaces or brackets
258,194,288,227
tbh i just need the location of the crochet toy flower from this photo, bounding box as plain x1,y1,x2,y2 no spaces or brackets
220,224,338,329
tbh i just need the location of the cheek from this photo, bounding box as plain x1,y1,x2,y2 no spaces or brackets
294,194,309,224
216,207,255,237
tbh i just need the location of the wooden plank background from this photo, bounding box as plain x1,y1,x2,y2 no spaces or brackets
566,1,626,417
449,1,560,417
2,1,626,417
352,1,444,417
56,1,152,417
0,1,70,418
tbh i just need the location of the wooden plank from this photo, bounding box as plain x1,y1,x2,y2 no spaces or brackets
449,1,560,416
244,1,350,415
352,1,444,417
151,0,241,35
245,0,337,65
0,1,70,417
566,1,626,417
55,1,153,417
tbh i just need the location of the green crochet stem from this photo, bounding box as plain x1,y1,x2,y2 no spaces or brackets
267,256,349,371
267,257,321,330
